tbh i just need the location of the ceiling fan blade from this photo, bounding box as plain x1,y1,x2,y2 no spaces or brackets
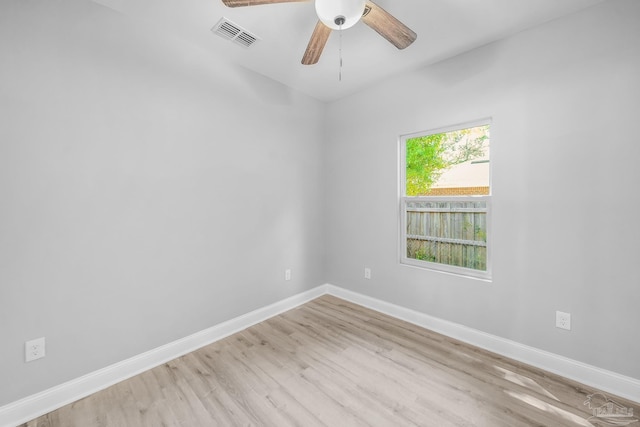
361,1,417,49
222,0,308,7
301,21,332,65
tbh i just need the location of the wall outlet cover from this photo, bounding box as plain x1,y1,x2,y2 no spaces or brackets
25,337,46,362
556,311,571,330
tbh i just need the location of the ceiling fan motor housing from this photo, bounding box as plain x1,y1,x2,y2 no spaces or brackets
315,0,366,30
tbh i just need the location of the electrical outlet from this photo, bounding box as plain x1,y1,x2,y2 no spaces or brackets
25,337,46,362
364,267,371,279
285,269,291,281
556,311,571,330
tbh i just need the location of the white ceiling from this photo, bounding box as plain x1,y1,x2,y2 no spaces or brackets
93,0,607,102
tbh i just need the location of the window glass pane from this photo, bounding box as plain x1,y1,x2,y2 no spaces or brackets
401,122,490,277
405,200,487,271
405,125,490,196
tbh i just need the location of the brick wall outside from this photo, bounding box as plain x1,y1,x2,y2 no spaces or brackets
423,186,490,196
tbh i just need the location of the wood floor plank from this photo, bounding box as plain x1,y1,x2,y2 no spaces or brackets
20,295,640,426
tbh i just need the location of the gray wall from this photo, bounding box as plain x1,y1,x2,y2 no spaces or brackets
324,0,640,379
0,1,325,405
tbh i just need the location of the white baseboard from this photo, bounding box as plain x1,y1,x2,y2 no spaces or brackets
323,284,640,403
0,286,327,427
2,283,638,426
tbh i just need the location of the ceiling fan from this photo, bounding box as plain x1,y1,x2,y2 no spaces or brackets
221,0,417,65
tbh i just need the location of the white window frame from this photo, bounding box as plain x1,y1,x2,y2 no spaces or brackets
399,119,492,281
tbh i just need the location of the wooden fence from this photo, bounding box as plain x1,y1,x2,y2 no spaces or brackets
405,200,487,271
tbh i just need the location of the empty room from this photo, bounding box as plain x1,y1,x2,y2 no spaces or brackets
1,0,639,425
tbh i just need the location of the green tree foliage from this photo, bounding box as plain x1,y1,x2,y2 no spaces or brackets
405,125,489,196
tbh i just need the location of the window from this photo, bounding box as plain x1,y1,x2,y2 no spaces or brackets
399,120,491,280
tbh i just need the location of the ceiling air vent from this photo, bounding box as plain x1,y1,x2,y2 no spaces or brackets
211,18,259,49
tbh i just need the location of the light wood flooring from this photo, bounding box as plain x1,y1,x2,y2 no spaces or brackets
23,295,639,426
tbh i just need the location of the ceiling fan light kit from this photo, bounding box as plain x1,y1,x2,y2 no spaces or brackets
315,0,366,30
220,0,416,66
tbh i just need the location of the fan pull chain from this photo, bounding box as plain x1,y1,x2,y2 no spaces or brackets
339,22,343,82
334,15,346,82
